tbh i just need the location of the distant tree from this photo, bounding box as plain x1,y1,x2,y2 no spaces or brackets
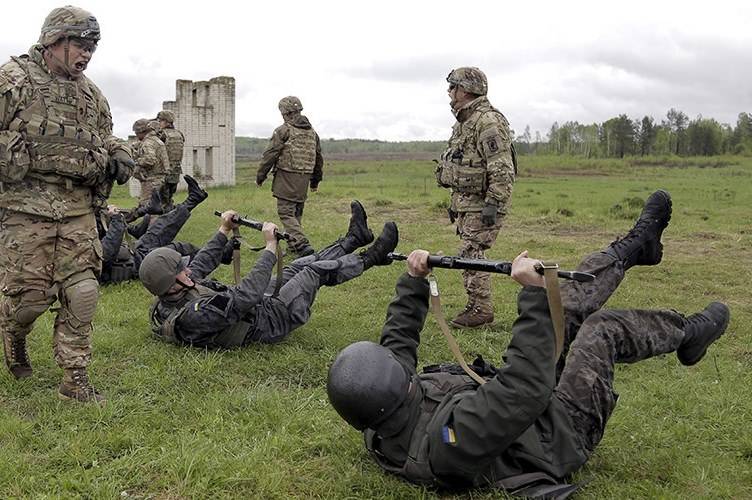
637,116,657,155
665,108,689,155
687,116,724,156
600,115,636,158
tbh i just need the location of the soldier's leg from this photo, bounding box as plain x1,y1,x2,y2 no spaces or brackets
555,308,685,455
0,212,58,378
295,201,305,223
132,205,191,268
452,212,503,327
127,215,151,238
166,241,201,259
277,198,310,252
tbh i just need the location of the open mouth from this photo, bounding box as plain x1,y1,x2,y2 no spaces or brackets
74,61,87,72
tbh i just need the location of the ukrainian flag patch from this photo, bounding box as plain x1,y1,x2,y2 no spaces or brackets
442,425,456,445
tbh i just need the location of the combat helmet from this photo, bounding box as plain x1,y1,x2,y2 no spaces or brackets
327,341,410,430
157,110,175,124
278,96,303,114
132,119,152,134
139,248,186,296
447,67,488,96
38,6,100,47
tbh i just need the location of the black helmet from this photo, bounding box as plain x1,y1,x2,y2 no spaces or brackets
327,341,410,430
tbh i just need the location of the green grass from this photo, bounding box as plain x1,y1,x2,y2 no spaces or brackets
1,155,750,498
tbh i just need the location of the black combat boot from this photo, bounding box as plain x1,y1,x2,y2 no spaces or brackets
296,244,316,257
181,175,208,211
361,222,398,270
604,189,672,269
125,190,163,223
58,368,105,403
2,332,32,379
677,302,730,366
340,200,374,253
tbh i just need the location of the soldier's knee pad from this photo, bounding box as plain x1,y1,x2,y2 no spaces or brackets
11,290,53,325
309,260,341,286
62,278,99,326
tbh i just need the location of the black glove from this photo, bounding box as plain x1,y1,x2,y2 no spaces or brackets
480,201,498,226
256,173,265,187
108,150,135,185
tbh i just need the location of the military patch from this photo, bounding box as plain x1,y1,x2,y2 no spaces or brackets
486,137,499,154
442,425,457,445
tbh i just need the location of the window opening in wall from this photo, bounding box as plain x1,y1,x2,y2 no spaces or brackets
192,148,199,177
205,147,214,180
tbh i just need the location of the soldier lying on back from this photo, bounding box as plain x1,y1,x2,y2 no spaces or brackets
139,201,398,349
327,190,730,496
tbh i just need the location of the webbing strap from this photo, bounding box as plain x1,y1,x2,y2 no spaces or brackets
540,262,566,360
272,244,284,297
428,275,487,386
232,227,241,285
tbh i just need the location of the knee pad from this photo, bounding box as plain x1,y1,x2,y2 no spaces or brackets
62,278,99,326
11,289,53,325
309,260,341,286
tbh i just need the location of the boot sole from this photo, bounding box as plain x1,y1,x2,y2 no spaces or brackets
57,390,106,404
678,305,730,366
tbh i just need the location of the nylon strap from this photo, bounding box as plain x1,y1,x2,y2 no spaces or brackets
540,262,566,360
272,244,284,297
428,274,487,386
232,227,241,285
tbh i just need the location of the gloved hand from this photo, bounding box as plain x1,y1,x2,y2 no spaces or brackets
108,150,134,185
480,201,498,226
256,174,265,187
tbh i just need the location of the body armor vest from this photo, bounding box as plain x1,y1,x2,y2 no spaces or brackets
7,56,108,187
276,125,316,174
160,127,185,171
102,244,137,284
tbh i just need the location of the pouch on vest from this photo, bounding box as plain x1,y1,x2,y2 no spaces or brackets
434,159,453,188
0,131,31,183
422,355,498,378
452,164,485,194
213,320,253,348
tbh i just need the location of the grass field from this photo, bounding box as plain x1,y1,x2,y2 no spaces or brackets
1,155,750,499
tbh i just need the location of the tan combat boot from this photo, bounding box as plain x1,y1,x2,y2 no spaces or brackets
450,303,494,329
58,368,105,403
2,332,33,379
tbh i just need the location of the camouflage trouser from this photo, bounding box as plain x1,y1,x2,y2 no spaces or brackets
251,239,363,344
0,210,102,369
160,172,180,210
553,251,686,454
277,198,309,252
456,211,505,310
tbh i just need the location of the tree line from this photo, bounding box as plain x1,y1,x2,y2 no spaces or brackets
518,110,752,157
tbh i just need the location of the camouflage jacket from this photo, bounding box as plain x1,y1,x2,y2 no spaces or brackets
0,45,130,219
159,126,185,175
133,130,169,181
437,96,516,213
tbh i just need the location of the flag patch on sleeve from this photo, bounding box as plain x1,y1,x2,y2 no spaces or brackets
442,425,457,445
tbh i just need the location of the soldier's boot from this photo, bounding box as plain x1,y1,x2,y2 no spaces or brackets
450,302,494,329
604,189,672,270
2,332,32,379
125,190,163,223
340,200,374,253
296,245,316,257
677,302,730,366
361,222,398,270
58,368,105,403
180,175,208,211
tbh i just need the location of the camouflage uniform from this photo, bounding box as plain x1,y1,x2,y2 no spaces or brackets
157,110,184,209
257,97,324,254
436,67,516,325
132,120,169,211
0,6,132,396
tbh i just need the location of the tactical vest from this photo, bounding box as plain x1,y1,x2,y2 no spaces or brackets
365,368,576,497
135,133,168,177
101,244,137,284
160,127,185,172
149,281,255,348
276,125,316,174
5,56,108,187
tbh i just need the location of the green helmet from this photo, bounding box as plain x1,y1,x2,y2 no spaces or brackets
132,119,151,134
157,110,175,124
139,248,186,296
447,67,488,96
38,6,100,47
278,96,303,114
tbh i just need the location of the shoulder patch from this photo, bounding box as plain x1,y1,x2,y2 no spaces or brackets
207,294,230,312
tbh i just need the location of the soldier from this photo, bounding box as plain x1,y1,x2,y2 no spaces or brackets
138,201,397,349
132,118,169,216
99,175,217,285
435,67,517,328
327,190,730,495
0,6,134,402
256,96,324,257
156,110,185,211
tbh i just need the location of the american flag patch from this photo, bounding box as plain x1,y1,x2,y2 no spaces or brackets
442,426,456,445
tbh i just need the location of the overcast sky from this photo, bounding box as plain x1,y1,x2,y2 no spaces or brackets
3,0,752,141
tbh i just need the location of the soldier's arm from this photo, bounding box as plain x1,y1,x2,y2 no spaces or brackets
428,287,556,476
257,126,287,182
378,273,430,375
229,249,276,312
95,91,132,158
478,116,515,209
137,139,160,173
310,132,324,189
0,66,25,130
100,212,127,263
187,231,227,279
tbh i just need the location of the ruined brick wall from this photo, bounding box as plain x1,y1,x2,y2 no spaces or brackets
129,76,235,196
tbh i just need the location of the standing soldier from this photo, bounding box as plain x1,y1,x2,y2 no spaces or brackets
157,109,185,210
256,96,323,257
0,6,134,402
435,67,517,328
132,118,169,216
